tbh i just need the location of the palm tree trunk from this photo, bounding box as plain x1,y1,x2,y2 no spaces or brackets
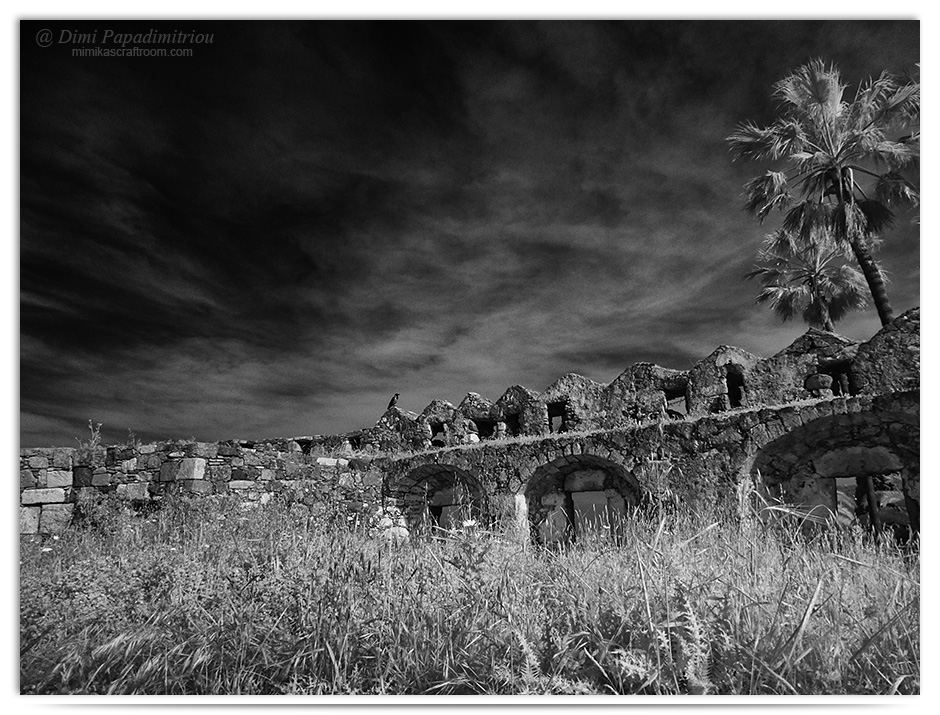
837,173,894,327
810,276,835,332
849,237,894,327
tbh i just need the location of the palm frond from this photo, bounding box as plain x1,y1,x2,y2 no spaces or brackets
783,201,835,242
857,199,895,235
744,171,791,219
754,285,806,322
774,59,845,120
867,139,920,169
727,120,810,162
874,171,919,208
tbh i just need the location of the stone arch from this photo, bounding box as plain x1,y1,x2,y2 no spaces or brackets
524,454,642,544
749,411,919,539
385,464,488,529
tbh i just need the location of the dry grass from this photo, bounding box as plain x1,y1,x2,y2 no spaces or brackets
20,492,918,695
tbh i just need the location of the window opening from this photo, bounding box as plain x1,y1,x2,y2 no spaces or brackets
547,401,567,433
471,418,497,439
819,361,852,396
662,385,687,417
725,364,745,409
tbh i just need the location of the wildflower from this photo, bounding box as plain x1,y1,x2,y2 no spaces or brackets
52,535,60,541
462,519,477,528
41,547,52,553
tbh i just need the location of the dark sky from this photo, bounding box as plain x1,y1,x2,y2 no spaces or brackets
19,20,920,447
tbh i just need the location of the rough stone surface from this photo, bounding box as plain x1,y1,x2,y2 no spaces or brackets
181,479,213,495
39,504,74,534
46,470,73,488
21,469,37,489
20,506,40,534
117,482,150,500
686,345,761,414
21,488,67,505
178,458,207,481
852,308,919,396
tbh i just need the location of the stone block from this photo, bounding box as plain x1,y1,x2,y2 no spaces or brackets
229,480,254,490
39,504,74,534
46,470,73,488
20,506,41,534
117,482,150,500
195,442,219,458
28,456,49,469
210,464,232,480
217,443,238,457
122,458,138,472
243,452,262,466
91,471,111,487
21,488,66,505
317,457,338,467
260,468,275,481
178,458,207,480
138,443,156,454
181,479,213,495
52,449,73,469
160,461,179,482
21,469,37,489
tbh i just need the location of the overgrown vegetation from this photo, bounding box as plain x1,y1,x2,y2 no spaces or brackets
20,493,918,695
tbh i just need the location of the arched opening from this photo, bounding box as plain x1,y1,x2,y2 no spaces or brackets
524,455,641,544
388,465,487,530
750,411,919,541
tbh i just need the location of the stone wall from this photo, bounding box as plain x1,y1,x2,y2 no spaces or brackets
382,391,919,525
20,438,387,535
20,307,920,537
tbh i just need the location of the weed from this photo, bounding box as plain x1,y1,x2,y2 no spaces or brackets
75,420,102,450
19,492,919,695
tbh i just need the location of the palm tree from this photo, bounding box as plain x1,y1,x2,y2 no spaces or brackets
746,229,869,332
728,60,919,326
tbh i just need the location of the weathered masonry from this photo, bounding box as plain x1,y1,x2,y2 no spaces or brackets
20,308,919,541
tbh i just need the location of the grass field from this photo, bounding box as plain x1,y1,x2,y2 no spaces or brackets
19,492,919,695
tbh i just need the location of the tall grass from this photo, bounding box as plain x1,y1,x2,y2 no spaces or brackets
20,493,918,695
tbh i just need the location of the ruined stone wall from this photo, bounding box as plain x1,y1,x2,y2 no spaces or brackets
20,439,386,535
20,307,920,536
382,391,919,521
